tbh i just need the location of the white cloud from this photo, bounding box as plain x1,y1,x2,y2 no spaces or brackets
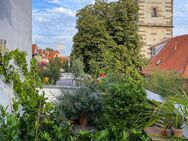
48,0,60,4
48,7,76,17
33,6,76,18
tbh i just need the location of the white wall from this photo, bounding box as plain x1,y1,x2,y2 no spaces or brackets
0,0,32,63
0,0,32,112
38,87,62,103
0,78,14,113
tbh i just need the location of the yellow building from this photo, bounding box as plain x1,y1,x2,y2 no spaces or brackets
138,0,173,58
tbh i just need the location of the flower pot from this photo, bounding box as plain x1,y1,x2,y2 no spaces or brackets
172,128,183,137
160,128,172,136
79,115,88,128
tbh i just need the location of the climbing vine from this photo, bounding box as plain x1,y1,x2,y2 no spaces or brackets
0,49,73,141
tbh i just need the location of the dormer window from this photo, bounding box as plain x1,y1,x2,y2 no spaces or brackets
151,8,158,17
152,48,156,56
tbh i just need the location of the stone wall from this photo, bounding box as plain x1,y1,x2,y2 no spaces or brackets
138,0,173,58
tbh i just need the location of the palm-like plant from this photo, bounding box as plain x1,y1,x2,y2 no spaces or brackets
145,90,188,139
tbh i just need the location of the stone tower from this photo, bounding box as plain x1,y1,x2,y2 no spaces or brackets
138,0,173,58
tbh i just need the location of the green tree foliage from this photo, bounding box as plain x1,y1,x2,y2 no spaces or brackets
39,57,62,84
62,58,70,73
0,50,74,141
0,106,20,141
72,0,145,75
99,73,148,130
71,57,85,79
45,48,54,51
57,87,102,124
146,70,184,97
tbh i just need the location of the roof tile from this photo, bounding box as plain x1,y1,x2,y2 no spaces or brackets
142,34,188,78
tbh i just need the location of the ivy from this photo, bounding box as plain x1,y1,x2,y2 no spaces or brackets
0,50,73,141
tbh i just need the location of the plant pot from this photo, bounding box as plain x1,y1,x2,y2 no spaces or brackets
160,128,172,136
79,115,88,128
172,128,183,137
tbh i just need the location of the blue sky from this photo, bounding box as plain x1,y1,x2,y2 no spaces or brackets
32,0,188,55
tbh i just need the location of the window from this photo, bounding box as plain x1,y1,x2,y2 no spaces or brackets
151,8,158,17
152,48,156,56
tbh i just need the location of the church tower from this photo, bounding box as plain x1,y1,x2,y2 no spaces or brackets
138,0,173,58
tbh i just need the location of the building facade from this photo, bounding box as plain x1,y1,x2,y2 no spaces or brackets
138,0,173,58
0,0,32,63
0,0,32,112
142,34,188,78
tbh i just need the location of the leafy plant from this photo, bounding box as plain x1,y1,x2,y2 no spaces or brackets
0,50,73,141
39,57,62,84
72,0,145,75
71,57,85,79
145,90,188,129
74,128,151,141
145,70,184,97
62,58,70,73
144,90,188,140
0,106,20,141
99,73,148,130
57,87,102,124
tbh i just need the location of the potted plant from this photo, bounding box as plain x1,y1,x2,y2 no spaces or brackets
145,91,186,138
172,127,183,137
57,87,102,128
79,114,88,128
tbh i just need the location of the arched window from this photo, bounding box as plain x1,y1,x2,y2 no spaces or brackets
151,8,157,17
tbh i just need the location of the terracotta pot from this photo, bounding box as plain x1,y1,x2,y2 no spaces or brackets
79,115,88,128
160,128,172,136
144,127,172,137
172,128,183,137
161,128,167,136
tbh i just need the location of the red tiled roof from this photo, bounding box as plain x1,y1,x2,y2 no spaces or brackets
44,50,60,60
142,34,188,78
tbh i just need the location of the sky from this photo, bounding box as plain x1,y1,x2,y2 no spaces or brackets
32,0,188,55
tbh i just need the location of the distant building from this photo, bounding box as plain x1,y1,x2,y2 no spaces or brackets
32,44,69,67
43,50,60,60
32,44,49,65
142,35,188,78
138,0,173,58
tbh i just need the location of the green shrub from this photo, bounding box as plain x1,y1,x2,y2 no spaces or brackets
0,50,74,141
146,70,184,97
74,128,151,141
71,57,85,79
99,74,148,130
62,59,70,73
39,57,62,84
0,106,20,141
58,87,102,124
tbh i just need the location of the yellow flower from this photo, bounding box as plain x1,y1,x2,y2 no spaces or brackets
44,77,49,84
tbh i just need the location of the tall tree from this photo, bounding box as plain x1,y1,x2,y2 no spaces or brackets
72,0,145,76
